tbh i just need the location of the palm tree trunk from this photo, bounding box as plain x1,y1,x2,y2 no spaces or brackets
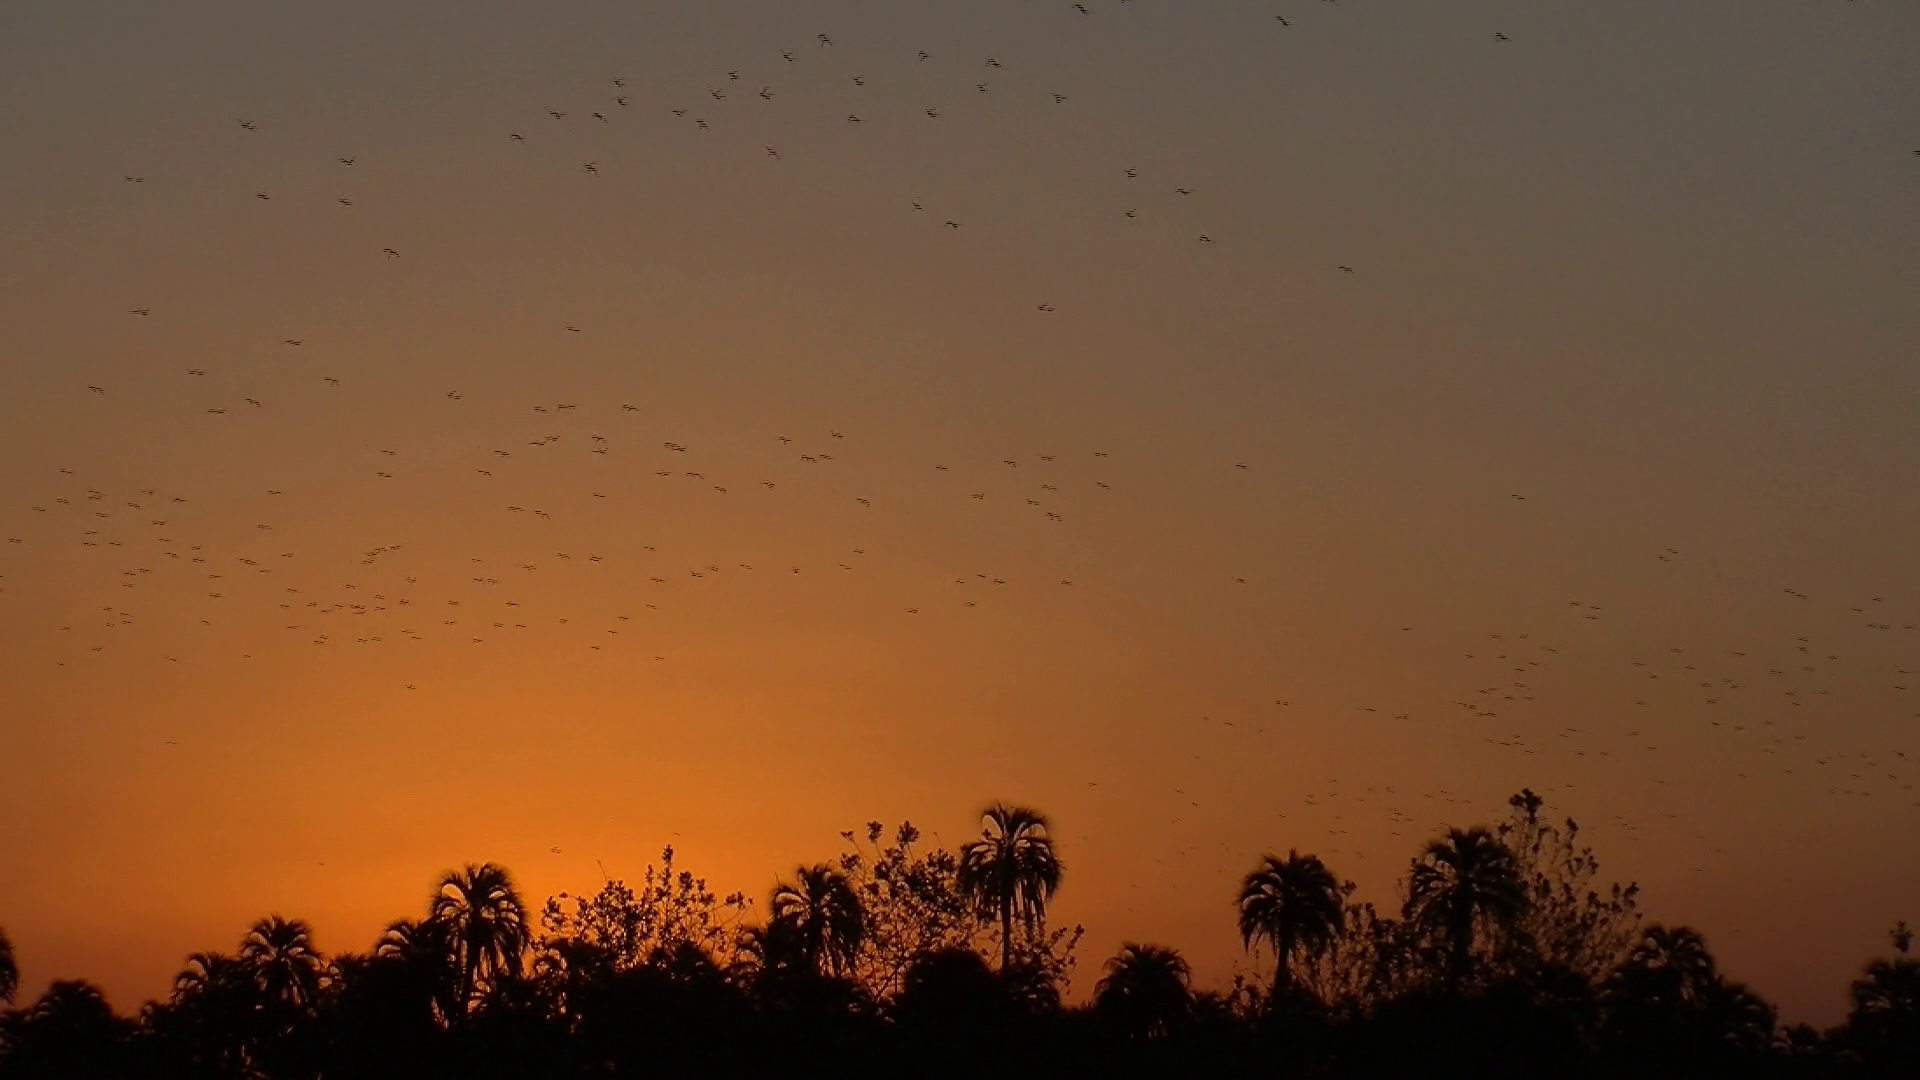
1449,910,1472,992
1275,927,1295,1000
1000,895,1014,973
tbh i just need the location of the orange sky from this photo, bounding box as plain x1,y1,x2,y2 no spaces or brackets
2,0,1917,1024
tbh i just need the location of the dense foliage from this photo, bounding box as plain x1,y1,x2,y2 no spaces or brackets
0,792,1913,1078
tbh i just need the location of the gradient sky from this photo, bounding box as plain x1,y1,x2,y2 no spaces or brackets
2,0,1917,1024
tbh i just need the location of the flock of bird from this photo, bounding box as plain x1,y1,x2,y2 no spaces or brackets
5,2,1916,921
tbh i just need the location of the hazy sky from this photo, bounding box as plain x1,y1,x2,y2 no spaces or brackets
1,0,1916,1024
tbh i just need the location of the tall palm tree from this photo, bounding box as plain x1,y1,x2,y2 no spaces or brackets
1094,943,1193,1040
956,803,1063,973
430,862,530,1008
1236,851,1345,997
238,915,325,1011
768,863,865,978
1404,825,1524,991
0,924,16,1004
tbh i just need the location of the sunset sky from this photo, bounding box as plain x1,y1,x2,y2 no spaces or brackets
2,0,1916,1025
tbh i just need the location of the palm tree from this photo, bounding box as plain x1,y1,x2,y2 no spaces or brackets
170,950,257,1013
1605,927,1778,1065
377,917,450,964
1708,978,1778,1054
430,862,530,1008
1236,851,1345,997
238,914,325,1011
1094,943,1193,1040
0,979,132,1074
376,915,464,1023
1403,825,1525,991
1621,924,1719,1003
768,863,865,978
956,803,1063,973
165,951,256,1076
0,924,16,1004
1845,930,1920,1065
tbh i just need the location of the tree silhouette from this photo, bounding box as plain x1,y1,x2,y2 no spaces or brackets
1236,850,1345,999
1405,826,1525,991
238,914,324,1012
537,846,751,978
7,797,1915,1077
1600,923,1778,1074
0,925,16,1005
1094,943,1193,1040
0,979,132,1078
838,821,986,1000
232,914,325,1076
892,946,1025,1038
430,862,530,1011
1619,924,1720,1003
1498,789,1641,981
768,863,866,978
957,803,1063,973
372,915,463,1026
321,932,457,1078
1839,922,1920,1073
156,950,256,1076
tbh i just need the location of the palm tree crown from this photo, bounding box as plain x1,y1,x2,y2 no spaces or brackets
1404,826,1525,990
170,950,251,1005
1236,850,1345,996
431,862,529,1007
956,803,1063,972
1620,924,1720,1004
768,863,866,978
238,915,324,1011
1094,943,1193,1040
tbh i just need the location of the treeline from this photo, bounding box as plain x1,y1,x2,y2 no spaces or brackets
0,793,1914,1078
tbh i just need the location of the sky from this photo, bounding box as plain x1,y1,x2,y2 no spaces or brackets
1,0,1917,1024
